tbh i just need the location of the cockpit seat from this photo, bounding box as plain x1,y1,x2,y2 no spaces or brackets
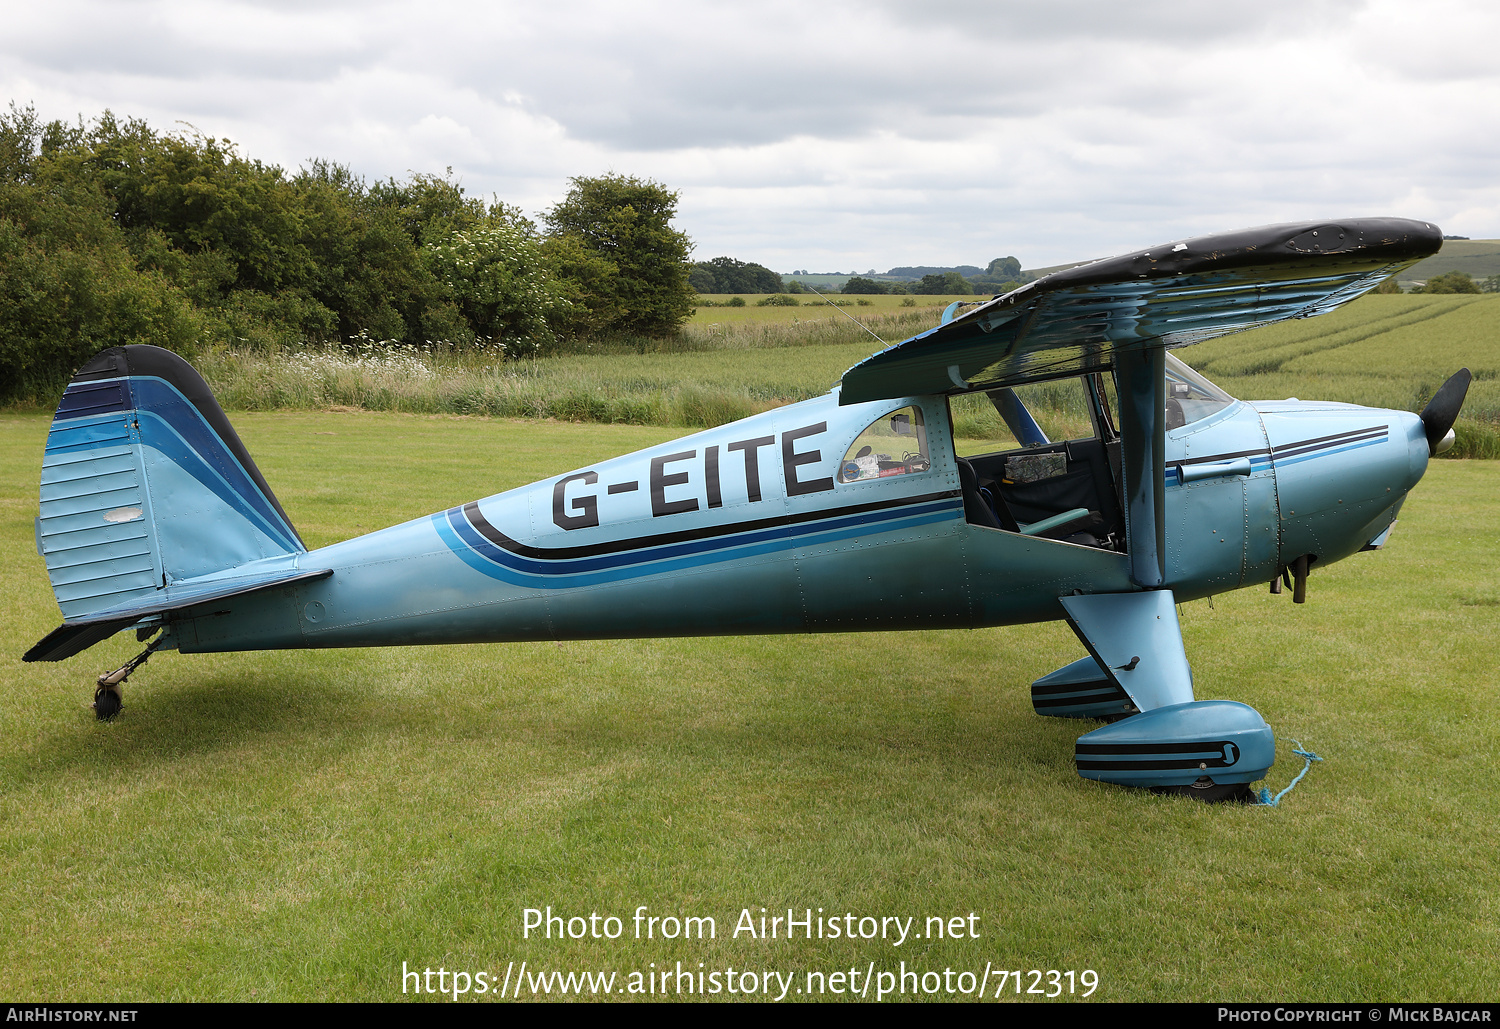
958,456,1099,540
955,456,1002,529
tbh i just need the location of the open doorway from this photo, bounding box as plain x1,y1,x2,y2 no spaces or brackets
949,373,1126,549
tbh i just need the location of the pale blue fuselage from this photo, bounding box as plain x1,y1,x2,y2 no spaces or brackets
169,385,1428,656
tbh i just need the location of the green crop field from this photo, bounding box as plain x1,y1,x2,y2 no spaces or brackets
691,295,971,324
2,411,1497,1002
1183,295,1500,453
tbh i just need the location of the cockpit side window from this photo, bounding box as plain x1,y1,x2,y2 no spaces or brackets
838,406,931,483
1165,353,1235,429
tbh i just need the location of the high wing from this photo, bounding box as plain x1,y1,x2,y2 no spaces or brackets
838,217,1442,405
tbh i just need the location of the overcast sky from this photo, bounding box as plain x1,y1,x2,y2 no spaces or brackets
5,0,1498,271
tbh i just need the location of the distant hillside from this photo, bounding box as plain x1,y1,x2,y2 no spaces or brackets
885,265,983,280
780,273,852,289
1401,239,1500,283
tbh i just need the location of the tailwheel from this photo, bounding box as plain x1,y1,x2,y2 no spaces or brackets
91,632,165,721
92,683,123,721
1150,777,1255,804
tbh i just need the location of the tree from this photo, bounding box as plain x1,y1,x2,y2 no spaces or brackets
690,256,781,294
367,169,497,248
1373,275,1402,294
539,232,621,335
912,271,974,295
544,174,695,336
687,264,717,293
840,275,886,294
1413,271,1480,294
986,256,1022,280
0,175,203,401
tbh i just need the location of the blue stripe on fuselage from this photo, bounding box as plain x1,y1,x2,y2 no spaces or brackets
1165,428,1388,486
433,498,962,588
1270,434,1387,468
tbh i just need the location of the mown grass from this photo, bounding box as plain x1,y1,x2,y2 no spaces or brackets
2,411,1497,1001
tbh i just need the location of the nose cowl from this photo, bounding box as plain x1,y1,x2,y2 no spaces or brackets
1399,410,1431,492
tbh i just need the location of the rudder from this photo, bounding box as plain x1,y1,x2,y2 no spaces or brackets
29,346,307,660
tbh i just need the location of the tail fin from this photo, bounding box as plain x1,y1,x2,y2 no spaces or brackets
26,345,317,661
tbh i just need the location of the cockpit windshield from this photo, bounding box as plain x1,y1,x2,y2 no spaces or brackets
1165,353,1235,429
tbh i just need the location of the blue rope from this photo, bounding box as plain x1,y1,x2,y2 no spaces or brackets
1256,740,1323,807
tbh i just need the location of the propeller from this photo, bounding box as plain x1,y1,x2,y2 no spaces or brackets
1419,368,1471,456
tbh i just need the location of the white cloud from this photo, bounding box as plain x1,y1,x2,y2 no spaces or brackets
2,0,1497,269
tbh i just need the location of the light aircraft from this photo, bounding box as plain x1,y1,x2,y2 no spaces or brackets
25,217,1469,801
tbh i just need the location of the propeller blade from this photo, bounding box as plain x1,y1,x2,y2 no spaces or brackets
1419,368,1471,456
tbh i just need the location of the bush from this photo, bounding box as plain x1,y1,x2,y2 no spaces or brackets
0,180,205,402
755,294,799,306
423,224,572,354
0,107,715,377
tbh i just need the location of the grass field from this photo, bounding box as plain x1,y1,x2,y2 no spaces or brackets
3,411,1497,1002
691,295,970,324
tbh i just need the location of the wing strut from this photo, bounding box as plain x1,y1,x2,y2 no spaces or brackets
1115,346,1166,589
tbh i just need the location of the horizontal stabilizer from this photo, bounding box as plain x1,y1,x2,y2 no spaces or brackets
24,567,332,662
840,217,1442,403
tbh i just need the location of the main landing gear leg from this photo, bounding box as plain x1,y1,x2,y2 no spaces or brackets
92,632,165,721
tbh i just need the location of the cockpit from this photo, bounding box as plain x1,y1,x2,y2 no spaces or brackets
949,354,1236,548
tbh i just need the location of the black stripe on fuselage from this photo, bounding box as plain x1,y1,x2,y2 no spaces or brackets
1075,757,1233,771
1171,424,1387,470
1271,425,1387,460
460,489,964,562
1031,679,1125,698
1177,446,1270,465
